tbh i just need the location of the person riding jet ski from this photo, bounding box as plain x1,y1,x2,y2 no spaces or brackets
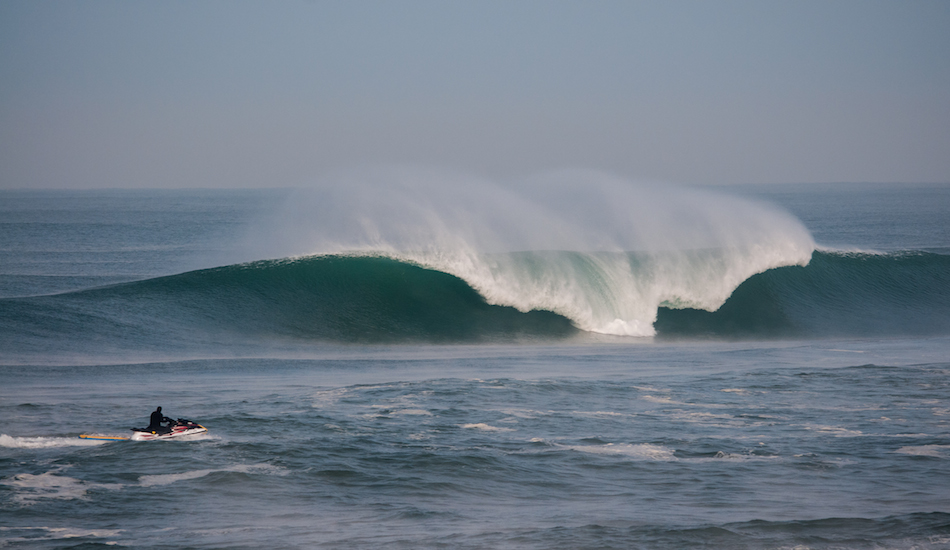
130,407,207,441
147,406,172,433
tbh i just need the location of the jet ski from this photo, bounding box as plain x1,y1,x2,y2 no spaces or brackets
130,418,208,441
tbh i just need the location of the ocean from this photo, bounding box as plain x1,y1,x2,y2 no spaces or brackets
1,179,949,549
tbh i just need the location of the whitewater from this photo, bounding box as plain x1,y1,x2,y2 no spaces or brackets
1,176,949,549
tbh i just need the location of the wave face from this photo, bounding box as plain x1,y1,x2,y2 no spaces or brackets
3,249,948,353
656,250,950,338
0,255,577,350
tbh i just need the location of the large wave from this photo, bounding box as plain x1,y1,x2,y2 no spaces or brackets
239,168,816,336
2,250,949,353
38,169,950,351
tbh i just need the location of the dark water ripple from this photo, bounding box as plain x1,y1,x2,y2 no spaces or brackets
2,355,949,549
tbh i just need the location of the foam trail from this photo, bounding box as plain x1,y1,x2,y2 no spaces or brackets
2,471,122,504
247,168,814,335
561,443,677,460
138,464,286,487
0,434,108,448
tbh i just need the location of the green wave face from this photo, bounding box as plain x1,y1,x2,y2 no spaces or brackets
0,255,577,352
655,250,950,339
3,250,949,356
167,255,578,342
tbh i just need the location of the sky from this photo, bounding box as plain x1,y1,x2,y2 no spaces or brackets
1,0,948,189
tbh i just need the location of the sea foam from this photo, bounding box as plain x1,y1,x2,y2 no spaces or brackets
2,471,121,504
0,434,108,448
138,463,286,487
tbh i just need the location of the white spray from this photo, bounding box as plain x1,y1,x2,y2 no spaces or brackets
247,167,815,336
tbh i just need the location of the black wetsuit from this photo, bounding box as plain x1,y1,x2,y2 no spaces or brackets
148,410,169,431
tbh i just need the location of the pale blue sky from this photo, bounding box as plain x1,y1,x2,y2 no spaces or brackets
1,0,948,188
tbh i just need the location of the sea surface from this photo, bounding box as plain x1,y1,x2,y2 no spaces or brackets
1,180,949,549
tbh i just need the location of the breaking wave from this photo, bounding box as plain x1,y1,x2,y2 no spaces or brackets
2,170,946,348
1,249,948,350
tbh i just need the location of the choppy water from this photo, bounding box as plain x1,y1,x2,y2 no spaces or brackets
1,181,949,549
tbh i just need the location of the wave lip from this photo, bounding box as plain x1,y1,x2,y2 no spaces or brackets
387,246,814,337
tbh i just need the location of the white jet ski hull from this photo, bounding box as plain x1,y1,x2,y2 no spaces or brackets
130,421,207,441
